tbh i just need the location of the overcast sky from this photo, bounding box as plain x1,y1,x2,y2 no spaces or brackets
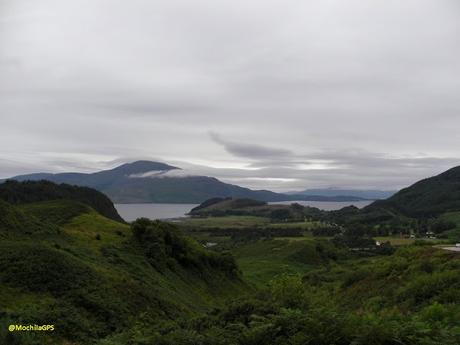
1,0,460,191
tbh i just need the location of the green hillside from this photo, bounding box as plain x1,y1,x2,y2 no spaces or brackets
366,166,460,218
0,199,54,237
0,180,123,222
317,166,460,242
0,184,247,344
233,238,349,287
96,240,460,345
438,211,460,241
19,200,93,226
1,177,460,344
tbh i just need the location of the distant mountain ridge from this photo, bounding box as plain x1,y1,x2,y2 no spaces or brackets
289,188,396,200
10,161,179,186
6,160,368,204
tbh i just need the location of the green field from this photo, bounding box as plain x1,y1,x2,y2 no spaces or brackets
232,237,346,287
176,215,327,230
374,236,415,246
439,211,460,241
266,221,326,229
177,215,270,228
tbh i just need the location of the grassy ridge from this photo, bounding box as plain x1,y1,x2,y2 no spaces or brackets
0,199,54,237
0,180,124,222
19,200,93,226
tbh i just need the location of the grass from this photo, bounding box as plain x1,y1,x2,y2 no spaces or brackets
374,236,415,246
439,211,460,241
273,235,314,241
232,238,343,287
0,283,55,312
441,211,460,223
177,215,271,228
63,211,130,251
3,196,460,344
375,236,446,246
0,200,250,344
6,195,460,344
19,200,92,226
234,240,310,287
233,234,450,288
177,215,326,230
180,216,452,288
266,221,326,229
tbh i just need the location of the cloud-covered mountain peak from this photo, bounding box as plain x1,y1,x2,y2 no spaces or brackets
105,161,179,176
129,169,195,179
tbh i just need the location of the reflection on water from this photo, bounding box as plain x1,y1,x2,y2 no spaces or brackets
115,203,199,222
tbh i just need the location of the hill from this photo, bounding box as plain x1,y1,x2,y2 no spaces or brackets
322,166,460,241
0,199,55,237
189,197,325,222
0,180,124,222
7,160,368,204
290,188,395,200
1,178,459,344
0,184,247,344
365,165,460,218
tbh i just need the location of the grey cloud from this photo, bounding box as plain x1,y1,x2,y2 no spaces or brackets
0,158,54,177
1,0,460,191
200,139,460,190
92,102,213,117
209,132,293,160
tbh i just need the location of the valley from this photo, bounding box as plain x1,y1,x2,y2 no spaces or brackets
1,166,460,344
4,2,459,344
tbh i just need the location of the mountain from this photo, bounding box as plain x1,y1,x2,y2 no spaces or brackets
9,161,179,188
365,165,460,218
6,160,368,204
289,188,396,200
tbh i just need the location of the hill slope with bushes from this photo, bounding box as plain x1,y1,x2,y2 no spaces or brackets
0,183,247,345
365,166,460,218
2,173,460,344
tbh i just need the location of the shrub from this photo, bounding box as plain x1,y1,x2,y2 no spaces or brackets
131,218,238,276
0,242,97,295
269,274,306,308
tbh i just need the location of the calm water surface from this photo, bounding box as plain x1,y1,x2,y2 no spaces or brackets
115,203,199,222
115,200,372,222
